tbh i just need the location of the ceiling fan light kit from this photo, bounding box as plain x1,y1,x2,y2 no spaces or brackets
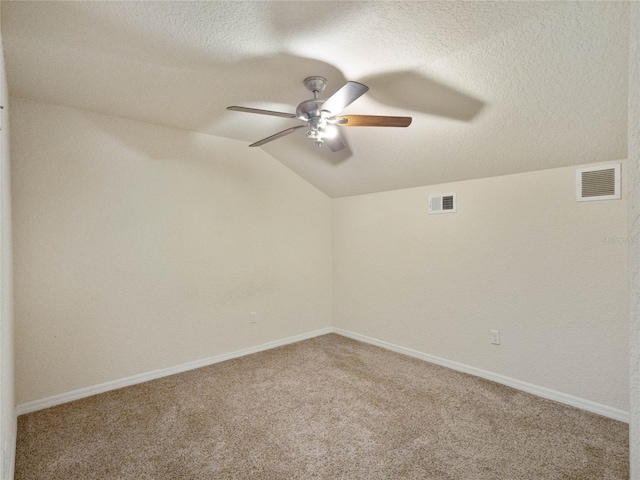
227,76,412,153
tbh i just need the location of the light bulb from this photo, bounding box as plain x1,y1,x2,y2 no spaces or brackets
321,125,338,139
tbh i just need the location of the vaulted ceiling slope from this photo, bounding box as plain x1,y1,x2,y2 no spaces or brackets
2,1,630,198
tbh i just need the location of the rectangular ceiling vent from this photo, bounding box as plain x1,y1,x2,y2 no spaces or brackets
576,163,620,202
429,193,456,214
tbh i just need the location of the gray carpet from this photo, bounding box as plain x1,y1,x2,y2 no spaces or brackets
15,334,629,479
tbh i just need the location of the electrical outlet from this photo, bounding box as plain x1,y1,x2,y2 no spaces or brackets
250,312,257,324
490,329,500,345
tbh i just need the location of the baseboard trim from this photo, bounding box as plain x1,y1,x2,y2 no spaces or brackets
16,327,333,416
17,326,629,423
2,408,16,480
333,328,630,423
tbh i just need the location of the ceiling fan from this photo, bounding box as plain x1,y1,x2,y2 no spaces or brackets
227,76,412,152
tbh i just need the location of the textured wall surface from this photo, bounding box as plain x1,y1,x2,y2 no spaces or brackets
10,98,333,405
629,3,640,478
334,164,629,411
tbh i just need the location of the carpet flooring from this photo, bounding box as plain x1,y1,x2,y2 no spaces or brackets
16,334,629,479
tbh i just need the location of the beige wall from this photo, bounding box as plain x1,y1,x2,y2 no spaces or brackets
0,20,17,480
629,2,640,477
9,97,631,424
334,164,629,411
10,97,333,405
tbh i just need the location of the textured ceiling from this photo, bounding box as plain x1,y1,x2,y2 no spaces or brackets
1,1,630,197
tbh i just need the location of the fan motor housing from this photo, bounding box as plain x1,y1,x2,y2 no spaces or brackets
296,99,324,121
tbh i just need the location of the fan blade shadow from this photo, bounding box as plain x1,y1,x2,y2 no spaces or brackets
362,70,485,122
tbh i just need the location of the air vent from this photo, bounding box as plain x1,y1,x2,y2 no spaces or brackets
429,193,456,214
576,163,620,202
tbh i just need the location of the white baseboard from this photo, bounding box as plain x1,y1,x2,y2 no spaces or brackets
16,327,333,416
1,409,16,480
17,326,629,423
333,328,630,423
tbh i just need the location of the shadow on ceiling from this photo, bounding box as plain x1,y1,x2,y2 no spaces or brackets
362,70,485,122
6,1,484,167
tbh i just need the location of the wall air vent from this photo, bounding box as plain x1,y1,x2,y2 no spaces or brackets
429,193,456,214
576,163,620,202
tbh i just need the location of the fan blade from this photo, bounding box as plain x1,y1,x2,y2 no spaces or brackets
227,106,298,119
337,115,412,127
321,81,369,115
323,130,348,152
249,125,307,147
